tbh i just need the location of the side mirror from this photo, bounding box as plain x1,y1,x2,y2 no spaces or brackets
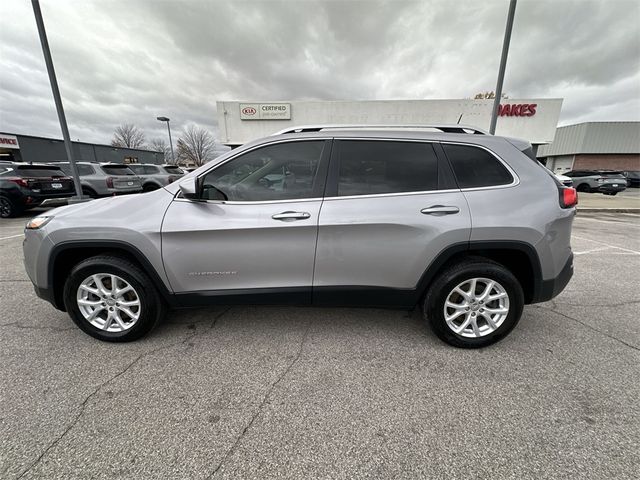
179,176,199,200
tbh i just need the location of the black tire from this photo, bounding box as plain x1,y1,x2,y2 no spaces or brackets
82,188,98,199
143,183,160,192
609,192,618,196
0,196,21,218
63,255,165,342
423,257,524,348
576,183,590,193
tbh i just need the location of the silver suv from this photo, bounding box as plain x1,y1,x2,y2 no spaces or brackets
127,163,185,191
23,125,576,348
55,162,143,197
564,170,627,195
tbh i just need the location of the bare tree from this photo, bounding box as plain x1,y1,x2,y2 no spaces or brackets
111,123,146,149
149,138,172,163
176,124,216,166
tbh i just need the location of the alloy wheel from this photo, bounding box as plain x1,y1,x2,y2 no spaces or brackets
0,197,12,218
443,277,510,338
76,273,141,332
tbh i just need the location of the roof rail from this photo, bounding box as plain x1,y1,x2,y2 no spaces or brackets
272,124,489,136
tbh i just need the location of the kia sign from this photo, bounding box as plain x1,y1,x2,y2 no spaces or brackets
240,103,291,120
499,103,537,117
0,133,19,149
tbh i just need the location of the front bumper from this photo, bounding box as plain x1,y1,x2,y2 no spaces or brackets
535,253,574,303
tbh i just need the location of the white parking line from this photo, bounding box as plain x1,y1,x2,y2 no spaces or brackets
0,233,23,241
572,235,640,255
576,216,640,227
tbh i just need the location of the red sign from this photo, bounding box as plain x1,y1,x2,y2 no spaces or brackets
499,103,537,117
0,137,17,146
241,107,257,116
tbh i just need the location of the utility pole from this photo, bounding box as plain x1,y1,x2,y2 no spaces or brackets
489,0,517,135
31,0,84,200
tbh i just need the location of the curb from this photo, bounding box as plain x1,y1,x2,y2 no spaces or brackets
577,208,640,213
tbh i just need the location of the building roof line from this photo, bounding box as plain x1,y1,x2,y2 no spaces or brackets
0,131,163,154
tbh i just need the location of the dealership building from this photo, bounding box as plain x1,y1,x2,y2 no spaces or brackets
537,122,640,173
0,132,164,165
216,98,563,152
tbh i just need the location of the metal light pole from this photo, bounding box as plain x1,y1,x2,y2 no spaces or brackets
31,0,84,200
489,0,517,135
157,116,175,164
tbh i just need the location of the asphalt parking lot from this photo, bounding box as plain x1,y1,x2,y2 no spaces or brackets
1,210,639,479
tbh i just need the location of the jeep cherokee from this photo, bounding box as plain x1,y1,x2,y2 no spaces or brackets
23,125,576,348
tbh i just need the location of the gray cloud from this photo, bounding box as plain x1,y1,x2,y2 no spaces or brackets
0,0,638,145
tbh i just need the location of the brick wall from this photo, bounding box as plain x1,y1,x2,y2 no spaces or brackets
573,154,640,171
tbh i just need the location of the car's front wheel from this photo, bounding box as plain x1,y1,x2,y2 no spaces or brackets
424,258,524,348
63,255,165,342
0,196,20,218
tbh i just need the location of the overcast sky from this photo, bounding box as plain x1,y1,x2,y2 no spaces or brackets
1,0,638,145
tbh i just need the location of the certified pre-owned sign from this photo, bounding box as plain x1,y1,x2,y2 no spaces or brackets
240,103,291,120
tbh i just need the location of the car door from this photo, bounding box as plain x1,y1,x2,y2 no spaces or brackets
161,139,331,303
313,138,471,305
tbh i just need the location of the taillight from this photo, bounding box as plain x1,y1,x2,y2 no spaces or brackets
106,177,114,188
560,186,578,208
4,177,29,187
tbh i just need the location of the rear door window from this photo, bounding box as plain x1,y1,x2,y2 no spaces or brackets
442,144,513,188
336,140,438,196
101,165,136,176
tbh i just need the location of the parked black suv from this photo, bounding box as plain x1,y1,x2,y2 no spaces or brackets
0,163,75,218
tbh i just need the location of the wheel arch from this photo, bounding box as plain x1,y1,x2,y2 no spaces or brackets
416,241,543,305
48,241,174,311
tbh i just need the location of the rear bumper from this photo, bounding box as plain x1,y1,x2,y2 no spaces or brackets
534,253,573,303
597,184,626,193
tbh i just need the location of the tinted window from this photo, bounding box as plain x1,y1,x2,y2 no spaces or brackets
337,140,438,196
101,165,135,176
58,164,95,176
127,165,145,174
201,141,325,201
443,144,513,188
15,166,66,177
163,165,184,174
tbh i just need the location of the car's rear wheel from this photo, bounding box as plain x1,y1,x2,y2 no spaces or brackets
63,255,165,342
82,187,98,199
143,183,160,192
0,196,20,218
424,258,524,348
576,183,591,192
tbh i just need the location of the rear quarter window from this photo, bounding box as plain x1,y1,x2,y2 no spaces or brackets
443,144,513,189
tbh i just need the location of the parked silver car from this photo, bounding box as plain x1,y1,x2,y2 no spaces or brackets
24,125,576,347
55,162,143,197
126,164,184,191
564,170,627,195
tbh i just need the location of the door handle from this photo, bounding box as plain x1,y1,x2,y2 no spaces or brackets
272,211,311,221
421,205,460,215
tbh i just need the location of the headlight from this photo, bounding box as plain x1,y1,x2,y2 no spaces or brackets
25,216,53,230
